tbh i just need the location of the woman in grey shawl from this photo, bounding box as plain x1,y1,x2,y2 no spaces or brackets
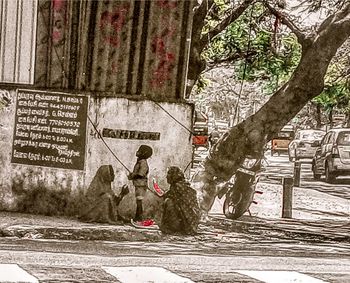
160,166,200,235
79,165,129,224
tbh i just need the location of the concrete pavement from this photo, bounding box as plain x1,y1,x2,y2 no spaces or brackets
0,165,349,243
0,181,348,244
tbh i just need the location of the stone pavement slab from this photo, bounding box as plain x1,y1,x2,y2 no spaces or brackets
1,181,349,243
0,211,349,244
0,212,161,241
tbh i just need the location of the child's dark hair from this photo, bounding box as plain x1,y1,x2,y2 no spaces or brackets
138,145,153,159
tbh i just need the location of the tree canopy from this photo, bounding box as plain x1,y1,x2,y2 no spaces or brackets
191,0,349,96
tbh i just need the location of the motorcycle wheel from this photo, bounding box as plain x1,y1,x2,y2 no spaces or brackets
223,193,242,220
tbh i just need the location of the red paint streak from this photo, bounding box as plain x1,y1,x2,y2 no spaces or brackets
150,28,177,88
111,61,118,73
150,59,175,87
151,37,166,54
51,0,67,45
156,0,178,9
165,52,175,61
53,0,65,11
99,5,129,47
52,30,61,41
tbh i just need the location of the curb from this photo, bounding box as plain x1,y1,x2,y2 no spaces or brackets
0,215,348,243
0,224,162,242
207,215,350,243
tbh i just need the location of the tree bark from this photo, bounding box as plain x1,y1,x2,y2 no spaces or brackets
315,103,322,129
346,112,350,127
186,0,213,94
194,3,350,215
328,107,334,128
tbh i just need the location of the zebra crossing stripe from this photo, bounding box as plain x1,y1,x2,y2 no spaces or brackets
0,264,38,283
235,270,328,283
102,266,194,283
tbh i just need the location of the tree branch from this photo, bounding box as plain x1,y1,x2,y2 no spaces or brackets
200,0,254,49
192,0,215,34
264,1,309,46
208,50,257,66
316,2,350,50
333,2,350,25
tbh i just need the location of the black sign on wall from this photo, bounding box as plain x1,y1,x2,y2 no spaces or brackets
11,90,89,170
102,128,160,141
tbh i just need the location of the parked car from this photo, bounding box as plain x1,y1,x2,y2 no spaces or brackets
312,128,350,183
288,129,326,161
271,125,295,156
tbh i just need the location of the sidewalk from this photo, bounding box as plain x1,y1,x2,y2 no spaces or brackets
0,212,162,242
0,183,349,243
0,212,348,244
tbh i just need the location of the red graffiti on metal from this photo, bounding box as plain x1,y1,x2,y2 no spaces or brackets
111,61,119,73
52,30,61,41
52,0,67,45
150,27,177,88
156,0,178,9
99,5,129,47
53,0,65,11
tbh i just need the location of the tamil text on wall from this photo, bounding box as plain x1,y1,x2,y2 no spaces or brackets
11,90,89,170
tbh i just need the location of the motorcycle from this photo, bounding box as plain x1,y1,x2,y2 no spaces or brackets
217,156,264,220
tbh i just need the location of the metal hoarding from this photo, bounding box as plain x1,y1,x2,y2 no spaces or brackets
0,0,37,84
35,0,194,100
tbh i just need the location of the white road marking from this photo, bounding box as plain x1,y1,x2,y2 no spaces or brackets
103,266,194,283
0,264,38,282
235,270,328,283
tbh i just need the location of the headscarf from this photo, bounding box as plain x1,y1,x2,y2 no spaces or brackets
86,165,114,199
166,166,185,184
137,145,153,160
165,166,200,234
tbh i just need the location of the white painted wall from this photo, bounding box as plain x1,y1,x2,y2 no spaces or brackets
86,97,193,217
0,89,193,218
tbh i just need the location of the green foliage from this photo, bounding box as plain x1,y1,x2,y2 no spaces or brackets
203,2,257,62
313,53,350,115
202,2,301,94
195,0,349,128
314,83,350,113
195,76,211,94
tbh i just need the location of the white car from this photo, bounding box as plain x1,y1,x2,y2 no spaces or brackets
288,129,326,162
312,128,350,183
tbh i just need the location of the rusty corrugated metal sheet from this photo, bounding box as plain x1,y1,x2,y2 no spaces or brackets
35,0,71,88
35,0,194,100
0,0,37,84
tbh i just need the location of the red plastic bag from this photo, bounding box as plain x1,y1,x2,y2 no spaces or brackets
141,219,155,226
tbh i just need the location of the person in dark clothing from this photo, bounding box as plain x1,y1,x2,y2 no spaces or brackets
128,145,153,221
79,165,129,224
159,166,200,235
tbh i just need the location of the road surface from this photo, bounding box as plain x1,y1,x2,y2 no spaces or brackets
1,151,349,282
0,237,349,282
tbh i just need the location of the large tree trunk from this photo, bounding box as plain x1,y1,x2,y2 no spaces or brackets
194,3,350,215
186,1,212,96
